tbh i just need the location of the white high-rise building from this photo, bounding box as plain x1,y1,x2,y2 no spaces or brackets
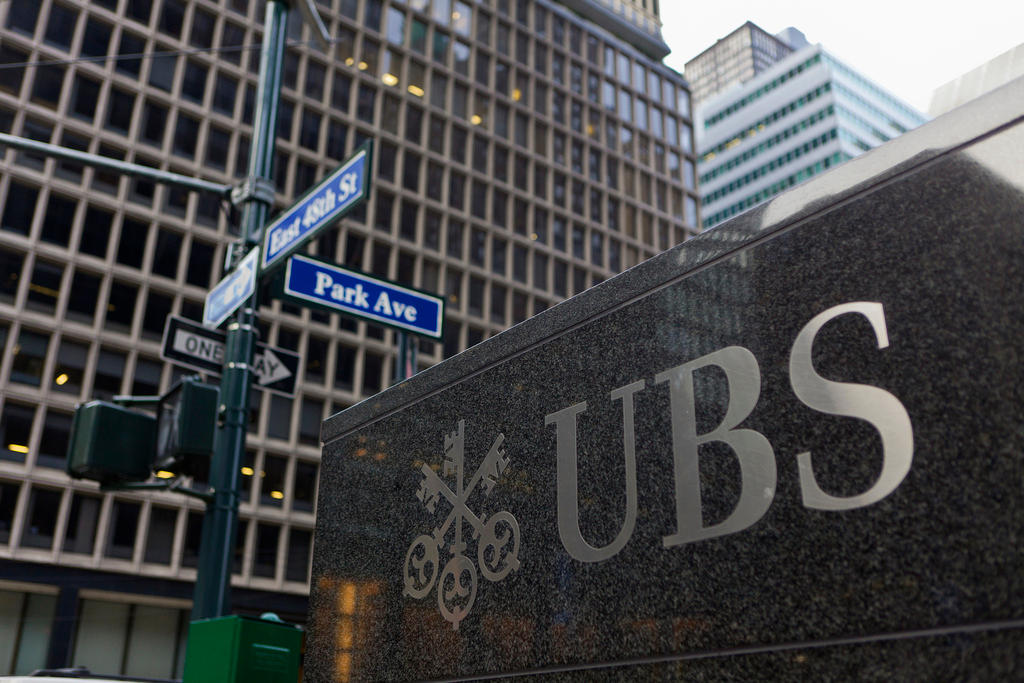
691,29,926,229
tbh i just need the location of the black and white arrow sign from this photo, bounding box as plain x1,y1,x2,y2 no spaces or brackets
161,315,301,397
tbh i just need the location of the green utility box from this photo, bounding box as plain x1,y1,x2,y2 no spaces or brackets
183,615,303,683
66,401,156,483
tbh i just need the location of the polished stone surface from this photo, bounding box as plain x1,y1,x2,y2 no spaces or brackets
308,79,1024,680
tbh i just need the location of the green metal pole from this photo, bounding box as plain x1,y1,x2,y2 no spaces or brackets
191,0,288,621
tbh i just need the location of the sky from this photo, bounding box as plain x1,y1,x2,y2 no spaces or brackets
657,1,1024,115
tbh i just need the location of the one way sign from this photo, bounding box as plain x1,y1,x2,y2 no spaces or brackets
160,316,301,397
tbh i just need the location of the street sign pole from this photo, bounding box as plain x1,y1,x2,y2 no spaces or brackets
191,0,287,621
393,332,417,385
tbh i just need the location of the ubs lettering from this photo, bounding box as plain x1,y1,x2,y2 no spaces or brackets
546,301,914,563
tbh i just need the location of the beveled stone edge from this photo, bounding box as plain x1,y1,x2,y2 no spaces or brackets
321,76,1024,445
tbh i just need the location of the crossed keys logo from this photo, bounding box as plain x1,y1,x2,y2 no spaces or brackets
402,420,521,629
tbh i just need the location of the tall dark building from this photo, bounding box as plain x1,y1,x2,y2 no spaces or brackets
0,0,698,675
684,21,797,105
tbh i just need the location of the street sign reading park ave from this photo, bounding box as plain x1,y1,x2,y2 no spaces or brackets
278,254,445,339
261,144,371,275
160,316,300,397
203,245,259,328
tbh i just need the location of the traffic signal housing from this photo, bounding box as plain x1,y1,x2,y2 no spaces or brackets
66,401,156,484
154,376,219,477
66,376,219,485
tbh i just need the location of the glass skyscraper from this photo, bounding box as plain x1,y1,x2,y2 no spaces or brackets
688,24,926,229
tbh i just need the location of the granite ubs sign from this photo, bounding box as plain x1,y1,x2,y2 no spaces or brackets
404,300,912,620
309,85,1024,680
546,300,912,562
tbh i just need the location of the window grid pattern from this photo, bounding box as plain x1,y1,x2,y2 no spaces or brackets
0,0,697,600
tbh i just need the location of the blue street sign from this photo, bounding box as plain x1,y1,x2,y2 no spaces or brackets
261,143,371,274
281,254,445,339
203,245,259,328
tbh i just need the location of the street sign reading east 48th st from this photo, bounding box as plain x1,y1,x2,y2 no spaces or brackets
261,143,371,275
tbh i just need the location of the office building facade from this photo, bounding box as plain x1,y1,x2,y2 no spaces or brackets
691,32,925,229
0,0,698,675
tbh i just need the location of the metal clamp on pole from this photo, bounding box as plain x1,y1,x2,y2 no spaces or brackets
230,176,276,208
297,0,331,51
101,478,215,504
112,394,162,406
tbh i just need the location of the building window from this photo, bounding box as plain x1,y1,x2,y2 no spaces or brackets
159,0,185,37
141,291,173,340
298,399,323,446
131,357,163,396
105,500,141,559
186,241,215,288
71,75,101,121
37,409,72,469
357,84,376,123
172,114,200,159
259,455,287,508
1,401,34,463
293,461,318,513
63,493,102,555
25,261,61,315
144,506,178,564
334,344,356,391
40,194,76,247
267,395,293,441
65,271,100,324
0,482,20,544
117,218,149,268
231,519,249,575
31,64,65,108
181,511,202,568
11,329,49,387
190,7,215,48
116,31,145,77
362,352,384,395
1,182,38,236
105,281,138,333
93,348,126,400
0,249,23,305
6,3,40,35
22,487,63,549
148,52,176,92
106,88,136,134
285,528,312,582
253,523,280,578
79,207,112,258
